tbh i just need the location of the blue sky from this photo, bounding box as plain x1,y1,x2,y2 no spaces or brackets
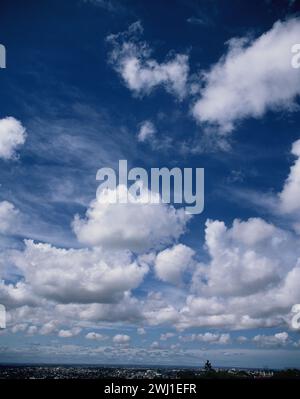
1,0,300,368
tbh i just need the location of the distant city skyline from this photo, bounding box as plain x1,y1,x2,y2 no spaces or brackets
1,0,300,369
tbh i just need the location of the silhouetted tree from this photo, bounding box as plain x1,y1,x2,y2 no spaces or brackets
204,360,213,372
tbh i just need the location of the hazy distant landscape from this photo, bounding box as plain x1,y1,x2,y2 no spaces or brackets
1,364,300,379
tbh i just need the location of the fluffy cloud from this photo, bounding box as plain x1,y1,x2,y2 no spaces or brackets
239,137,300,233
3,291,144,336
85,332,108,341
137,327,146,335
143,209,300,331
73,185,190,252
8,239,148,304
11,323,27,334
150,340,160,349
137,121,174,151
40,320,58,336
155,244,195,285
27,325,38,335
0,117,27,160
180,332,231,345
192,218,297,297
0,201,20,234
113,333,131,345
192,18,300,133
137,120,156,142
58,327,81,338
55,292,143,324
279,139,300,214
3,131,300,339
174,265,300,332
107,21,189,99
253,332,289,348
160,332,175,341
0,280,38,309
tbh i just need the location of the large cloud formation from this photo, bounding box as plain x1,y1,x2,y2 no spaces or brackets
0,183,191,337
108,19,300,137
192,218,297,297
140,138,300,331
2,145,300,333
73,185,190,252
192,18,300,133
8,240,148,304
1,134,300,359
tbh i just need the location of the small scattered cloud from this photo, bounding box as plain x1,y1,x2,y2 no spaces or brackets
279,139,300,214
253,332,289,348
113,333,131,345
0,201,20,234
160,332,175,341
137,327,146,335
85,332,108,341
58,327,82,338
180,332,231,345
137,120,156,142
0,117,27,160
186,16,212,27
107,21,189,100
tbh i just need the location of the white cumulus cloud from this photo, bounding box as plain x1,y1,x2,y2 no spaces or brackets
279,139,300,214
73,185,190,252
0,201,20,234
155,244,195,285
191,218,296,297
58,327,81,338
192,18,300,133
86,332,108,341
253,332,289,347
113,333,131,345
0,117,26,160
9,239,148,304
